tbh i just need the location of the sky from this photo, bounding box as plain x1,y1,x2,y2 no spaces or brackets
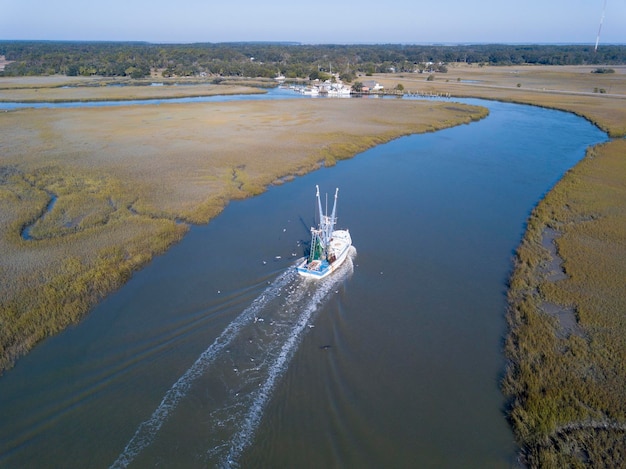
1,0,625,44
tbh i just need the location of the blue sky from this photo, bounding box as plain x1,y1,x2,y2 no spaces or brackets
2,0,625,44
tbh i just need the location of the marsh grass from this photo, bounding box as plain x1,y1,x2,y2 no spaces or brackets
0,162,188,371
504,139,626,467
0,97,487,373
0,79,265,102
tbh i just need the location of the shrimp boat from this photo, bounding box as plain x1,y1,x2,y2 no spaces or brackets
297,185,352,279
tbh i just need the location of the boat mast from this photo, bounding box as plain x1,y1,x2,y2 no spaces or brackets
316,186,338,245
307,186,340,265
315,185,324,229
329,188,338,237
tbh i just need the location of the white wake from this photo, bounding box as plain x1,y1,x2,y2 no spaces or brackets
110,249,355,468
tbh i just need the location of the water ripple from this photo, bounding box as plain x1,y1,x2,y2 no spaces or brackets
110,249,355,468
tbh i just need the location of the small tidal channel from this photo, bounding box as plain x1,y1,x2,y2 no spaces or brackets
20,193,57,240
0,96,608,468
0,86,300,110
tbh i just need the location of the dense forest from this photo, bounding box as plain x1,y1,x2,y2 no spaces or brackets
1,41,626,80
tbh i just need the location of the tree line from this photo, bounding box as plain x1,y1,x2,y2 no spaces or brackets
1,41,625,80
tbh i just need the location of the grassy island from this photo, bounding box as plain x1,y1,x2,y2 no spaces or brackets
0,83,488,374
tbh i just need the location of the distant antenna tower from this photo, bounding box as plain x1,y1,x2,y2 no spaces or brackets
595,0,608,52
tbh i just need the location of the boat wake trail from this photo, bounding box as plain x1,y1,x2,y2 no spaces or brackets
110,249,355,469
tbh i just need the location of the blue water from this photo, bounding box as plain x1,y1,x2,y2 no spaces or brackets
0,86,302,110
0,95,607,468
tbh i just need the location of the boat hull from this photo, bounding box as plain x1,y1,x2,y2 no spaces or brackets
297,230,351,279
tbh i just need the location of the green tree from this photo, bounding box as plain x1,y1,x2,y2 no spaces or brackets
339,71,355,83
309,70,331,81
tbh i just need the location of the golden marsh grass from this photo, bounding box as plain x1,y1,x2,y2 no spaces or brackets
504,140,626,466
0,94,488,373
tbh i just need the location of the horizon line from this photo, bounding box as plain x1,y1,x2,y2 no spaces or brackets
2,39,626,47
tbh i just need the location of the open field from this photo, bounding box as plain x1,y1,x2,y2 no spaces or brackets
0,91,487,373
374,64,626,137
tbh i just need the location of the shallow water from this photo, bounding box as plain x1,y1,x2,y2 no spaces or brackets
0,86,299,110
0,98,607,468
